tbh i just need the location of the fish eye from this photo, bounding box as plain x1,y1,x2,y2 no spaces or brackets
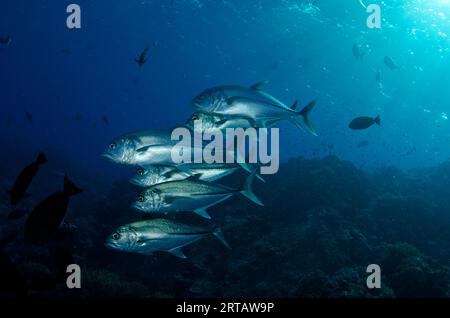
137,169,144,176
192,115,198,121
137,195,145,202
109,143,116,150
112,232,121,240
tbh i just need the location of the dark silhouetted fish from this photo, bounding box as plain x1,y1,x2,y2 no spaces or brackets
349,116,381,130
5,119,11,126
61,48,70,54
25,111,33,124
102,115,109,125
74,112,82,121
24,175,82,243
135,45,149,67
384,56,399,71
86,43,94,50
9,152,47,205
8,208,30,220
352,44,365,59
356,140,370,148
0,35,11,45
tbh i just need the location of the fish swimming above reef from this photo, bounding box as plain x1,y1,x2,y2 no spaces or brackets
349,116,381,130
24,175,82,243
102,130,175,165
0,35,12,45
130,162,250,187
185,111,256,134
191,82,318,136
134,45,149,67
9,152,47,206
25,111,33,124
132,172,263,219
384,56,399,71
105,218,230,258
352,43,365,59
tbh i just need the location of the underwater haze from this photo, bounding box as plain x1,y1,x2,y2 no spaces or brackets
1,0,450,298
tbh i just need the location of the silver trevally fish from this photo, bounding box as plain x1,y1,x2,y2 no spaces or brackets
185,111,256,134
102,130,175,165
130,163,243,187
105,218,230,258
132,172,263,219
191,83,317,136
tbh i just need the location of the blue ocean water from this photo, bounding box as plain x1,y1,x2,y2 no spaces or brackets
1,0,450,298
2,0,450,175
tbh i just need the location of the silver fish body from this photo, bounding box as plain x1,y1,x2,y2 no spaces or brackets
131,163,240,187
132,173,263,219
102,130,174,165
105,218,230,258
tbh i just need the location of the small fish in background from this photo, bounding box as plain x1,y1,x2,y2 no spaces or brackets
352,43,365,59
349,116,381,130
25,110,33,124
5,119,11,126
102,115,109,125
375,69,383,89
24,175,82,243
267,61,280,71
384,56,399,71
356,140,370,148
61,48,70,54
134,45,149,67
74,112,82,121
105,218,230,258
92,121,97,128
152,41,158,48
0,35,12,45
86,43,95,50
132,79,138,85
8,208,30,220
8,152,47,206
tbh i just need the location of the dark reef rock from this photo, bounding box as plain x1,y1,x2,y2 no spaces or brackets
1,156,450,298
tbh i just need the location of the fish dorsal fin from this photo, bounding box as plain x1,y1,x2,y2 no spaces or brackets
168,247,187,259
250,80,268,91
291,100,298,111
186,174,203,181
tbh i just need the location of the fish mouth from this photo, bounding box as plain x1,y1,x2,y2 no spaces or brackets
129,178,143,187
101,153,115,162
191,102,203,109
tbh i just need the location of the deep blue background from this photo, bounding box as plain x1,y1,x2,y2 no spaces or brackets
1,0,450,184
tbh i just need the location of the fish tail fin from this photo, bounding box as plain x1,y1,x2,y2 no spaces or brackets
240,171,264,206
35,151,48,165
296,100,318,136
63,175,82,196
212,226,231,249
374,116,381,126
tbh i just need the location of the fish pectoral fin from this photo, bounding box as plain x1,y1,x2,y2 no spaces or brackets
135,144,164,153
175,164,194,175
250,80,268,91
168,247,187,259
186,174,203,181
193,207,211,219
